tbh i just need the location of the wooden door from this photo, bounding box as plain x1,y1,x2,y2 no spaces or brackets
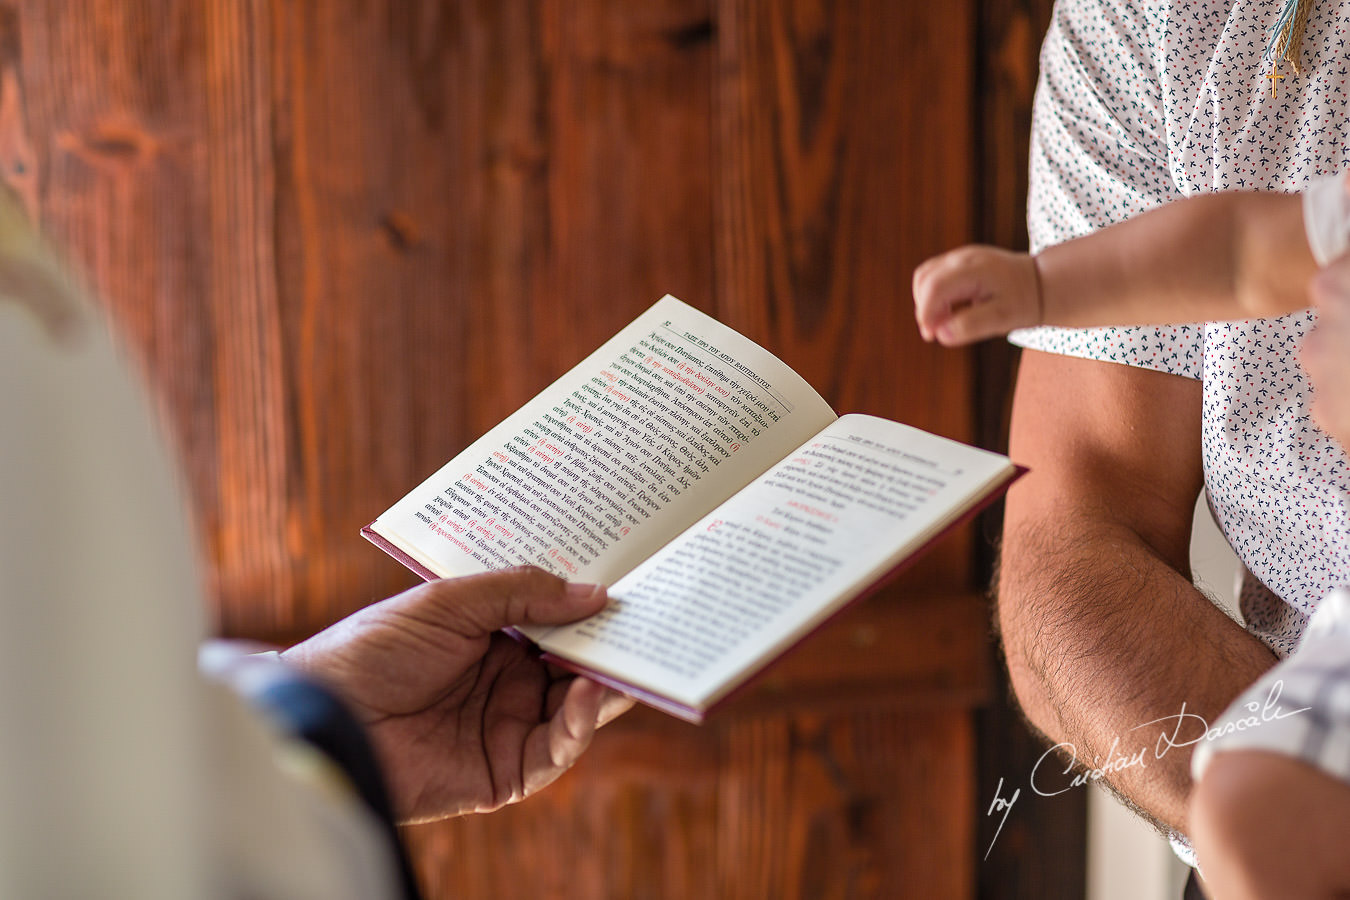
2,1,1069,896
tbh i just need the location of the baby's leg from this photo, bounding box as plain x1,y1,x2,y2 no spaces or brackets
1192,749,1350,899
1188,588,1350,898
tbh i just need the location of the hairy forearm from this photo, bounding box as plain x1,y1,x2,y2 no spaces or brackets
1001,352,1278,835
999,507,1278,832
1036,192,1314,328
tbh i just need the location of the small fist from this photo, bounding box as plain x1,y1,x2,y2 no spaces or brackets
912,245,1042,346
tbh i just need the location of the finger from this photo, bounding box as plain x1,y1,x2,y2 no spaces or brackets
522,677,607,797
1300,331,1350,446
596,688,635,727
913,250,975,341
913,245,1012,342
543,674,633,725
1311,260,1350,315
398,567,609,639
935,294,1025,346
911,255,946,340
543,672,575,718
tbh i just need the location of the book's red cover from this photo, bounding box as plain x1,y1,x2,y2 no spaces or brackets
361,525,440,582
361,464,1026,725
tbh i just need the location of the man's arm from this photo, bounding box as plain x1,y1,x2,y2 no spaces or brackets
999,350,1278,832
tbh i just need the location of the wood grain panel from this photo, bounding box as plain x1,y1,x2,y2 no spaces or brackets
723,592,990,716
9,0,982,622
5,1,1019,897
406,706,976,900
263,0,488,636
259,0,719,638
404,591,987,899
538,0,717,363
713,0,974,427
406,716,723,899
971,2,1086,898
715,709,975,899
713,0,978,594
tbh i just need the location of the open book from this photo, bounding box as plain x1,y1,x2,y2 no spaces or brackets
364,295,1020,722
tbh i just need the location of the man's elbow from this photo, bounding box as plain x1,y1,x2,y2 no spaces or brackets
994,560,1072,743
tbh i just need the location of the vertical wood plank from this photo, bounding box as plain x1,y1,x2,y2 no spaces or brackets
249,0,717,637
405,714,725,899
391,3,727,893
713,0,974,427
204,0,293,632
403,701,976,900
971,2,1087,898
974,0,1053,461
713,0,978,592
263,0,475,634
717,710,975,899
538,0,717,369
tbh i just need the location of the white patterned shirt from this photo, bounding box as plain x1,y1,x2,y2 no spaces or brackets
1012,0,1350,657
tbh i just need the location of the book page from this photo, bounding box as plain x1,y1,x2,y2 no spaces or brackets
367,295,837,601
539,414,1014,711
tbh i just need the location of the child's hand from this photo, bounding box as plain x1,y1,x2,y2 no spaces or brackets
912,245,1042,345
1305,258,1350,449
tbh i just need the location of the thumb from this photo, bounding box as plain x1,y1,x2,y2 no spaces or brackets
399,567,609,638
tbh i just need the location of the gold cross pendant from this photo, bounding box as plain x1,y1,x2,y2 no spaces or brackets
1267,60,1285,98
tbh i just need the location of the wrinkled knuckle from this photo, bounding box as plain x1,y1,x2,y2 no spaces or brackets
504,565,561,592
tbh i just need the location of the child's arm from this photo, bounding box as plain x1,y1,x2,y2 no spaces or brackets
914,190,1316,346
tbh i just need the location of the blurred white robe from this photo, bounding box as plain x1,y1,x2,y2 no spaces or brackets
0,220,398,898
